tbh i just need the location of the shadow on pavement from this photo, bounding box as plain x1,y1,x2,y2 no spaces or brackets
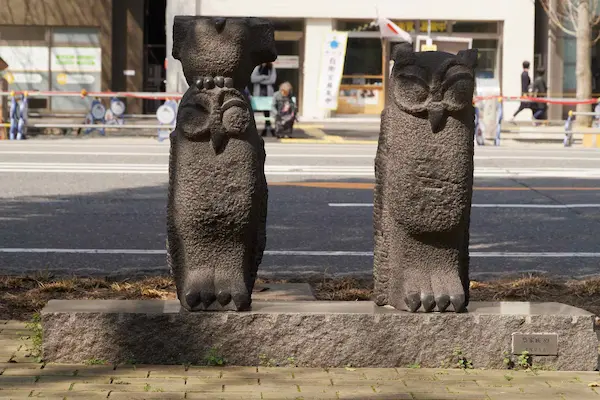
1,177,600,279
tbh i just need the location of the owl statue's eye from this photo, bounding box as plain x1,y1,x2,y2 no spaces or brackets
393,65,430,109
441,66,475,111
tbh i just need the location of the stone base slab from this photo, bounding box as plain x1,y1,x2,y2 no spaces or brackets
41,300,599,370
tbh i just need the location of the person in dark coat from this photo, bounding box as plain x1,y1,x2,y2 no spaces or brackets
511,60,532,121
532,67,548,123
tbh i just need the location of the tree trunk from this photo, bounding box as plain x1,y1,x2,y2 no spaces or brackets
575,0,592,127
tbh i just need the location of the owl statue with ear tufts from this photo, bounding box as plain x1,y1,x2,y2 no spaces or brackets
167,16,277,312
373,42,478,313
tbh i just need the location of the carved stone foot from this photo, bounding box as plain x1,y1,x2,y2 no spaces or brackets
180,267,251,312
214,266,251,311
394,266,466,313
180,268,216,312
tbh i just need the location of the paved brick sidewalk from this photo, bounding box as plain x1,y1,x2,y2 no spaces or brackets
1,320,599,399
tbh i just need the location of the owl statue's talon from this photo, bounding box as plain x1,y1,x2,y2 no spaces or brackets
214,76,225,88
195,75,232,91
204,77,215,89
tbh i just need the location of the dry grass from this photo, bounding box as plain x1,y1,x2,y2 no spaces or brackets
3,273,600,320
312,277,372,301
0,274,177,320
470,275,600,316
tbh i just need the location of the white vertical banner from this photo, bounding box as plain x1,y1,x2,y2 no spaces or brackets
317,31,348,110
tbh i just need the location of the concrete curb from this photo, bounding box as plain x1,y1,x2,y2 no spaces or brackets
42,300,598,370
280,136,378,144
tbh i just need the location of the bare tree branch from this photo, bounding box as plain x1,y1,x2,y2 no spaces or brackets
593,28,600,43
590,0,600,25
539,0,577,36
540,0,600,37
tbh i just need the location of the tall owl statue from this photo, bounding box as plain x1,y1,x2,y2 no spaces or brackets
167,16,276,311
373,43,478,313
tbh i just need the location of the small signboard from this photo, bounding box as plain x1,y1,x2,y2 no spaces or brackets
273,56,299,69
415,35,472,54
156,99,178,142
317,31,349,110
512,333,558,356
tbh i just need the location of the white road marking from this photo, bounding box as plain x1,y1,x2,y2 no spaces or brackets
329,203,600,209
0,248,600,257
0,151,169,156
4,163,600,178
3,151,600,162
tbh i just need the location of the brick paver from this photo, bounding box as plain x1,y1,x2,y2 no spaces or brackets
0,323,599,399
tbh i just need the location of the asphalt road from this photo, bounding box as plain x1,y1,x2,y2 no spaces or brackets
1,138,600,280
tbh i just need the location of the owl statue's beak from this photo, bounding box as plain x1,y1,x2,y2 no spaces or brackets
428,105,445,133
211,130,228,154
214,18,226,33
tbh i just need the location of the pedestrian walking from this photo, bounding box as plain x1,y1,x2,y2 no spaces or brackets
532,67,548,124
271,81,297,139
510,60,532,121
251,62,277,137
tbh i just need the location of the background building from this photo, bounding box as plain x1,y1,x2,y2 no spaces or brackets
166,0,536,120
0,0,166,114
535,0,600,120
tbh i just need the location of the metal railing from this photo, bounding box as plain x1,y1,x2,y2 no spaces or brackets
2,90,600,146
0,90,285,140
473,95,600,147
0,90,183,140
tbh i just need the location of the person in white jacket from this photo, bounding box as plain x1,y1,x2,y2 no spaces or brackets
251,62,277,136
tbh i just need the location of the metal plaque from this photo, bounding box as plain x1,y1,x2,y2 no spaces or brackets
512,333,558,356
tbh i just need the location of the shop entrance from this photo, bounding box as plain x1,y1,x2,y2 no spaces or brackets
335,19,501,115
337,32,385,115
383,37,472,110
271,20,304,113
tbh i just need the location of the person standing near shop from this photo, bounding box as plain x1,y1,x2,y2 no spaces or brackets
251,62,277,137
271,81,297,139
510,60,532,121
0,57,8,139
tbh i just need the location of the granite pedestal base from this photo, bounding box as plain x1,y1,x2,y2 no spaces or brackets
41,300,599,370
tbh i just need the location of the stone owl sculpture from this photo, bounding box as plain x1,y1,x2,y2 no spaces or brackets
167,16,276,311
373,43,478,313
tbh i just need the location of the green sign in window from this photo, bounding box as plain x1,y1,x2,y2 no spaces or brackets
55,54,97,66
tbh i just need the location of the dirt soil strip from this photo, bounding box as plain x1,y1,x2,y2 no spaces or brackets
2,274,600,321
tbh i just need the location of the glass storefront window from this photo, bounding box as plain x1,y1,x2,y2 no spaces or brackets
563,36,577,91
343,38,382,76
270,19,304,32
451,21,498,33
0,25,50,108
52,27,100,47
273,39,300,98
49,27,102,111
472,39,498,79
0,26,47,44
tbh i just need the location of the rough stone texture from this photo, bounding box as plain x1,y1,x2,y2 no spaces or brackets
168,16,277,312
374,43,478,313
42,300,598,370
